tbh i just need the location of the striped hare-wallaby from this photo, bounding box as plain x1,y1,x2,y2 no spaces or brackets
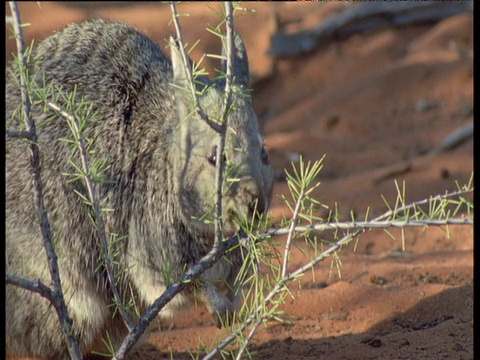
6,19,273,359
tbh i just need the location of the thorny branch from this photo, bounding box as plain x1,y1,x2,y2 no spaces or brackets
115,180,471,360
213,1,235,248
169,1,223,134
170,2,236,250
204,188,473,358
47,101,136,331
6,2,82,359
113,231,245,360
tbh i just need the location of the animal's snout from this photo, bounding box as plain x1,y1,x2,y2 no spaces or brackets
237,177,266,219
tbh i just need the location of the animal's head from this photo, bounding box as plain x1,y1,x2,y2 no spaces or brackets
169,33,274,237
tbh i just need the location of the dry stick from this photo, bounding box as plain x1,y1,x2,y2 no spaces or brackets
6,129,33,139
6,274,55,302
213,1,235,248
268,1,473,57
47,102,135,331
7,2,82,359
204,189,474,358
169,1,223,133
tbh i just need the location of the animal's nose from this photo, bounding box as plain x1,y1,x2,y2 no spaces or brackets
239,178,265,218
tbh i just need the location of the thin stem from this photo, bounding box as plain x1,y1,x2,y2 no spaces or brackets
281,187,304,278
213,1,235,248
169,1,223,133
6,129,33,139
234,315,263,360
7,2,82,359
47,101,135,331
267,217,473,237
6,273,54,301
377,188,473,222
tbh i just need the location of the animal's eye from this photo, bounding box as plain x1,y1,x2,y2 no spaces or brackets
208,145,227,166
208,145,218,166
261,145,269,165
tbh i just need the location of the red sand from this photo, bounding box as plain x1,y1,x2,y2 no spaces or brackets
6,3,473,359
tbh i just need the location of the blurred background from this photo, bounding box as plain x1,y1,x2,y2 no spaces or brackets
5,2,473,359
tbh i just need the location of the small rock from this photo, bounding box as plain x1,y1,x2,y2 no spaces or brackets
369,274,388,285
416,99,434,112
286,151,301,163
440,168,450,179
360,334,376,344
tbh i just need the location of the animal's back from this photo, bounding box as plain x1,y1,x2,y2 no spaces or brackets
6,18,274,359
5,19,176,359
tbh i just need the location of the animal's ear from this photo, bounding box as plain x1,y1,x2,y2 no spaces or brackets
219,31,250,90
170,36,193,88
170,36,211,91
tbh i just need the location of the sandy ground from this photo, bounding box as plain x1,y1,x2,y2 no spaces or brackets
6,2,474,360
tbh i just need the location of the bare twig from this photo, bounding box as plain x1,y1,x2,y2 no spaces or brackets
267,217,473,237
6,3,82,359
169,1,223,134
47,101,135,331
6,129,33,139
6,274,54,302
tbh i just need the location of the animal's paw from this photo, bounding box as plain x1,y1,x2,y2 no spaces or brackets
212,304,237,329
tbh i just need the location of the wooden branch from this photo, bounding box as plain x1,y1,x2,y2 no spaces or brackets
7,2,82,358
6,129,33,140
269,1,473,57
47,101,136,331
169,1,224,134
430,122,473,154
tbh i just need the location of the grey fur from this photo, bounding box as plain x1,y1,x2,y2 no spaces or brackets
5,19,273,359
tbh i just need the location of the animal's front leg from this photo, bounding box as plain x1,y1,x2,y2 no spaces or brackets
198,280,236,328
196,256,242,328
